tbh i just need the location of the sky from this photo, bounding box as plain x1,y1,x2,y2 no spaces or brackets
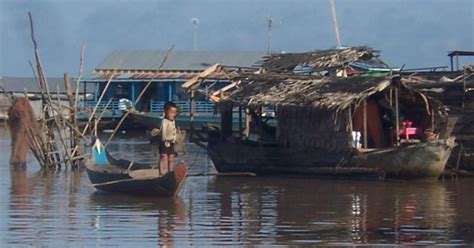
0,0,473,77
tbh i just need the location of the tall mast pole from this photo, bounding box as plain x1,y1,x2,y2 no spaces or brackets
191,18,199,51
329,0,341,49
267,17,273,55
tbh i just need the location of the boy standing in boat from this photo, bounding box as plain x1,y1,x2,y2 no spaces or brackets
158,102,178,175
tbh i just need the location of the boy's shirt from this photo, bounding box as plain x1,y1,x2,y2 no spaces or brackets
160,118,176,142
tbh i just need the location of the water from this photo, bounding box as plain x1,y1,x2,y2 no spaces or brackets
1,126,473,246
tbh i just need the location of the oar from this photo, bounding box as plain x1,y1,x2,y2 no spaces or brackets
88,178,142,187
187,172,256,177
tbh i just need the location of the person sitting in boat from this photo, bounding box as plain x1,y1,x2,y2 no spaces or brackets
157,101,178,175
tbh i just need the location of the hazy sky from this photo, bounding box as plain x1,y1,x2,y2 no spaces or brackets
1,0,473,77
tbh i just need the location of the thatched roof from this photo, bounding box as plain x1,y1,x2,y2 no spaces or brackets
219,75,399,111
260,46,382,71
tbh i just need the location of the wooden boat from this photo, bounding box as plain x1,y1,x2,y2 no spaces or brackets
401,71,474,171
207,138,455,179
349,138,455,178
85,139,187,197
183,69,458,180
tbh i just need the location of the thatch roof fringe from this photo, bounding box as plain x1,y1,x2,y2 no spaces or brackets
222,76,394,112
260,46,381,71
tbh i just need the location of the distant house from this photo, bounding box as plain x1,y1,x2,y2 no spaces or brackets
79,50,266,117
1,76,67,96
0,76,93,120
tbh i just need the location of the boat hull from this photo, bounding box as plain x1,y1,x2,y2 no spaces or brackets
86,159,187,197
349,138,455,179
208,138,455,180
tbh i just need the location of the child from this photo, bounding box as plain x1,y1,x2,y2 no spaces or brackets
158,101,178,175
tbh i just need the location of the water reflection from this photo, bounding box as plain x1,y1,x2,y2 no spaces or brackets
89,193,186,247
204,177,469,245
1,131,473,246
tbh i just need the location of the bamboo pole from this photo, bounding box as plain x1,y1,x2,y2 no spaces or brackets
74,45,85,116
64,121,86,139
68,73,115,159
80,74,114,134
26,129,46,165
55,84,74,168
105,45,175,147
91,98,113,135
28,12,63,167
362,100,368,149
28,60,44,109
0,84,14,104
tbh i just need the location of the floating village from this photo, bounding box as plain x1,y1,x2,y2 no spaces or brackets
2,33,473,188
0,6,474,245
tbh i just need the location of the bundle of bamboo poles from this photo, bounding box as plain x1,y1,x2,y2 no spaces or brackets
1,13,176,169
1,13,89,169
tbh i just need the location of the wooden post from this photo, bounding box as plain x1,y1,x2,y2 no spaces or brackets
431,109,435,131
221,107,233,141
258,107,264,144
347,108,353,148
238,106,243,138
456,55,459,71
450,56,454,71
244,108,251,138
462,68,466,109
168,83,172,101
190,89,195,130
64,73,78,153
64,73,75,113
54,84,74,168
363,100,368,149
395,86,400,146
131,83,136,102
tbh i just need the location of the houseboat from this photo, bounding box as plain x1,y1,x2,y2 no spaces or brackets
184,66,456,179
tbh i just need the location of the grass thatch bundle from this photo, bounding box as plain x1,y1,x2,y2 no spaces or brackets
8,97,42,165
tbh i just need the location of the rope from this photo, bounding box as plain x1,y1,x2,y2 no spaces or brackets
186,144,203,172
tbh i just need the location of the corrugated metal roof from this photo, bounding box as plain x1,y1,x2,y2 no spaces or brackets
0,77,94,93
92,71,229,81
95,50,266,71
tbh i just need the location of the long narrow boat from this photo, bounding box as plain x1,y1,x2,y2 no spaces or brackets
85,139,187,197
207,138,455,179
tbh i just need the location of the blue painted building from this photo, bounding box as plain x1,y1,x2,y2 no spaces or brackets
79,50,265,118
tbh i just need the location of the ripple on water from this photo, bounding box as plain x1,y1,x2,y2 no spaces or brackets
1,134,474,246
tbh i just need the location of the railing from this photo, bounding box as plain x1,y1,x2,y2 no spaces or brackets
150,100,215,113
80,100,216,116
81,100,120,111
80,100,121,117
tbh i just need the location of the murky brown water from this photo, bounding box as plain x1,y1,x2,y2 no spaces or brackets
1,125,473,246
